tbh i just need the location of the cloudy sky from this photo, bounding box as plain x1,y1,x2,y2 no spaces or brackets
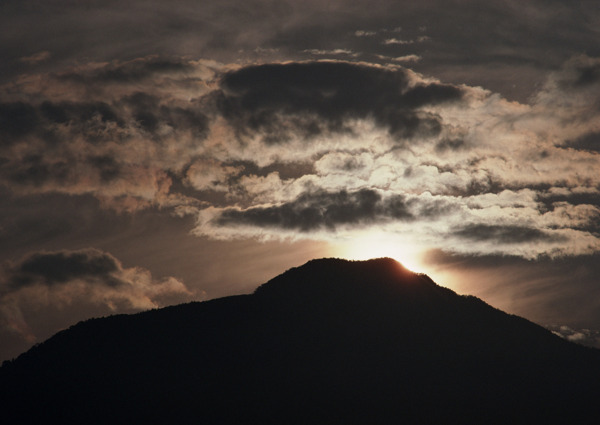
1,0,600,360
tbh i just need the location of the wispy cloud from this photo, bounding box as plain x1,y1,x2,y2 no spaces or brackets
354,30,377,37
303,48,358,56
19,51,51,65
383,38,414,45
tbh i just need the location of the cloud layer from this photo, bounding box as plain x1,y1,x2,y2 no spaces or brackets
1,56,600,259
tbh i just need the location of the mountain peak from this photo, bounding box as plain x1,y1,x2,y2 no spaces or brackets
253,258,459,322
256,257,432,297
2,257,600,424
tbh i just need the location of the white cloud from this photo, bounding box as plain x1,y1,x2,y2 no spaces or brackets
383,38,414,45
392,55,422,63
548,324,600,348
355,30,377,37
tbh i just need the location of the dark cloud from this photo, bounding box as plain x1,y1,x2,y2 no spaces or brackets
0,100,125,147
259,1,600,102
1,1,598,102
534,190,600,234
453,224,567,244
0,246,193,361
4,154,71,187
0,152,122,190
231,160,316,181
560,59,600,89
1,247,193,304
9,249,122,288
573,64,600,87
40,100,122,127
217,188,414,231
121,92,209,138
0,94,209,196
562,131,600,153
401,83,463,108
87,155,122,182
122,92,161,132
214,61,463,142
411,197,458,218
0,102,40,144
57,57,195,84
157,105,209,139
435,137,465,152
537,190,600,211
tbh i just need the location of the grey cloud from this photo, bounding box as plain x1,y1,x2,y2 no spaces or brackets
164,105,209,137
562,131,600,153
263,1,600,101
4,154,71,187
231,160,316,181
557,57,600,89
453,224,568,244
411,197,458,218
214,61,463,142
573,64,600,87
216,188,414,231
0,100,124,148
1,247,193,306
401,82,461,107
547,325,600,349
0,102,40,145
169,159,316,208
1,152,126,189
87,155,122,182
37,97,209,144
0,246,193,360
1,0,598,103
191,159,315,193
19,50,51,65
40,100,122,128
537,190,600,211
535,191,600,234
8,249,122,289
57,57,195,84
435,137,465,152
121,92,161,132
0,94,209,200
120,92,209,137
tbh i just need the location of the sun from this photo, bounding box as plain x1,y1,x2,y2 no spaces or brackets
333,233,425,273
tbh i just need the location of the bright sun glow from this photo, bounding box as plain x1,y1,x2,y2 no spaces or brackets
333,233,426,273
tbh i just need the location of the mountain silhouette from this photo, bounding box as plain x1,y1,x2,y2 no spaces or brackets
1,257,600,424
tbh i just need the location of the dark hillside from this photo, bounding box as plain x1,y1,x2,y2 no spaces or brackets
2,258,599,424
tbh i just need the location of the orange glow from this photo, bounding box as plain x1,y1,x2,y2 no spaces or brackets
332,233,426,273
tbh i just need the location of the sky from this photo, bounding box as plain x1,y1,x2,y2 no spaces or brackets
1,0,600,361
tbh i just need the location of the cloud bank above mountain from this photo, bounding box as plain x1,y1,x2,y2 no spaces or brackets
2,56,599,259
